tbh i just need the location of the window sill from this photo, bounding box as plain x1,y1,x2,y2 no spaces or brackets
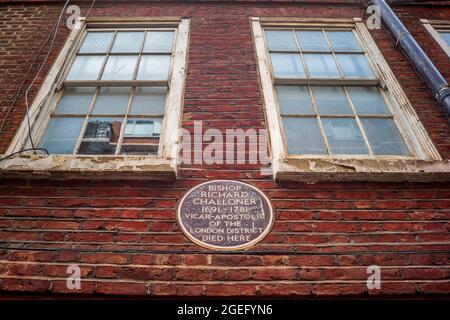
0,155,176,180
274,158,450,182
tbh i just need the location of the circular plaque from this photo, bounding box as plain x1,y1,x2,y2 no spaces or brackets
177,180,274,251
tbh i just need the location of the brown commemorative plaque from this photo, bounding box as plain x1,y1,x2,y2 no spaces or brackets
177,180,274,250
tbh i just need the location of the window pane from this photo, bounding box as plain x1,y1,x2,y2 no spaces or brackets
276,86,314,115
326,31,362,52
440,32,450,46
304,54,340,78
336,54,375,79
130,87,166,115
54,87,96,114
91,87,131,115
265,30,298,52
101,55,138,80
79,32,113,53
136,55,171,80
270,53,305,78
143,31,174,53
39,117,84,154
322,118,368,154
78,117,123,155
120,118,162,155
111,32,145,53
347,86,390,115
66,55,105,80
295,31,330,52
311,86,353,115
362,118,409,155
282,117,326,154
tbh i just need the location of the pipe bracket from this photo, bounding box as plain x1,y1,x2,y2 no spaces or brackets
395,31,411,47
437,86,450,105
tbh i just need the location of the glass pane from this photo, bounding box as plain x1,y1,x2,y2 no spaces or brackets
303,54,340,78
130,87,166,115
136,55,171,80
336,54,375,79
78,117,123,155
111,32,145,53
54,87,96,114
322,118,368,154
66,55,105,80
275,86,314,115
79,32,113,53
91,87,131,115
282,117,326,154
362,118,409,155
270,53,305,78
326,31,362,52
101,55,138,80
265,30,298,52
311,86,353,115
120,118,162,155
143,31,174,53
39,117,84,154
295,31,330,52
440,32,450,46
347,86,390,115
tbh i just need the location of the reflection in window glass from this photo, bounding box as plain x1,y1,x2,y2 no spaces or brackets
322,118,368,154
347,86,389,115
143,32,174,53
54,87,96,114
362,118,409,155
79,32,113,53
270,53,305,78
326,31,362,52
130,87,166,115
265,30,298,52
336,54,375,79
39,27,177,156
303,54,340,78
311,86,352,115
264,27,411,157
121,118,162,155
296,31,330,52
101,55,138,80
91,87,131,115
78,118,123,155
137,55,171,80
276,86,314,115
39,117,84,154
111,32,145,53
66,55,105,80
440,32,450,46
283,117,326,154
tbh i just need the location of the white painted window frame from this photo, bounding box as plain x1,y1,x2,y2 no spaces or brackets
2,17,190,179
252,17,444,182
421,19,450,59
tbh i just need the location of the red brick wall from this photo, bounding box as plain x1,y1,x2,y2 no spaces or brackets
0,1,449,297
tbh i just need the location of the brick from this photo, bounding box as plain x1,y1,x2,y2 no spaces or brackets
258,284,311,296
95,282,147,296
204,284,256,296
80,253,129,264
314,284,366,296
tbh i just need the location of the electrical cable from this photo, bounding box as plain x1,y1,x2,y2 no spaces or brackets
24,0,71,149
0,0,97,163
0,148,49,162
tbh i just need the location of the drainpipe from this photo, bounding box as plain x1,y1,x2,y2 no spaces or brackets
373,0,450,122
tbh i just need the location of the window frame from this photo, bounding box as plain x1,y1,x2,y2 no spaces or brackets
3,17,190,179
252,17,443,181
421,19,450,59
